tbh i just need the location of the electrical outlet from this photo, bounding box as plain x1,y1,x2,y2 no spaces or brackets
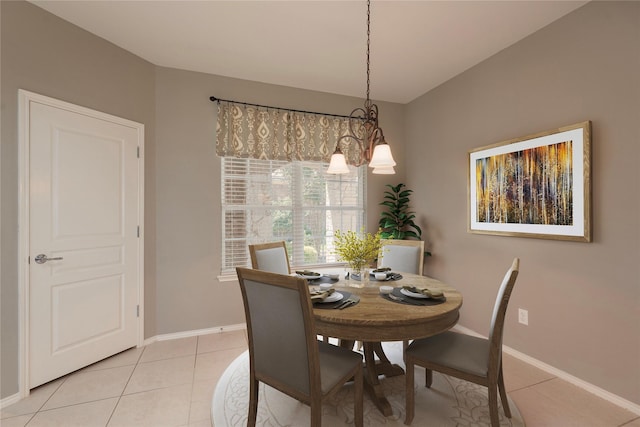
518,308,529,325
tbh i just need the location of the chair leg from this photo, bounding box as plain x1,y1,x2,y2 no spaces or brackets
425,368,433,388
248,377,259,427
354,366,364,427
488,384,500,427
310,402,322,427
498,363,512,418
404,359,415,425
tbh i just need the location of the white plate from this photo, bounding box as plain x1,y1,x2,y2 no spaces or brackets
298,273,322,280
401,288,428,299
318,291,344,303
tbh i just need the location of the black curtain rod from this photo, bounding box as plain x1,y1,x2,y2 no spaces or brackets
209,96,356,120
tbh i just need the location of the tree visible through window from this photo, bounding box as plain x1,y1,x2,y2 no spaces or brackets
221,157,365,276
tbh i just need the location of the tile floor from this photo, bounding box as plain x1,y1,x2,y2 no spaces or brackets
1,330,638,427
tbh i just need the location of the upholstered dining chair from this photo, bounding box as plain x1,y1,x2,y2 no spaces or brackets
404,258,520,427
378,239,425,275
248,241,291,274
378,239,425,355
236,267,364,427
248,241,335,344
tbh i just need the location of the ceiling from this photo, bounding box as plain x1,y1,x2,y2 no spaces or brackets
29,1,587,104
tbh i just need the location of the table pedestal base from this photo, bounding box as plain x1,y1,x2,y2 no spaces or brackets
362,341,404,416
339,340,403,416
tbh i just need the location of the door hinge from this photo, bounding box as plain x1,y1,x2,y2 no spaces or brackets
137,226,140,238
137,146,140,158
136,305,140,317
28,256,30,264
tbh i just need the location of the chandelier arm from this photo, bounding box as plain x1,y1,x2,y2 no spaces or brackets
368,103,379,124
334,134,368,166
348,106,369,121
347,107,368,140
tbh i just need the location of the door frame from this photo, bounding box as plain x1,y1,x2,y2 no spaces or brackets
17,89,145,398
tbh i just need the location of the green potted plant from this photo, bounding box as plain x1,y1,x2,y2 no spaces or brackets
379,184,430,254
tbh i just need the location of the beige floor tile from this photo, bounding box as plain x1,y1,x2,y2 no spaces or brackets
188,399,212,423
140,337,197,363
502,352,555,392
0,379,64,419
187,419,212,427
108,384,191,427
510,378,637,427
193,347,245,382
27,398,117,427
197,330,247,354
0,414,34,427
124,355,195,395
42,366,134,410
82,346,143,372
191,380,217,403
10,330,637,427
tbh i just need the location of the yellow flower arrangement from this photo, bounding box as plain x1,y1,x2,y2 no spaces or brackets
333,229,382,273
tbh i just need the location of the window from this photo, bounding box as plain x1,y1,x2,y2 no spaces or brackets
221,157,365,276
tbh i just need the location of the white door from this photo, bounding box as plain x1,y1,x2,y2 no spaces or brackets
26,93,143,388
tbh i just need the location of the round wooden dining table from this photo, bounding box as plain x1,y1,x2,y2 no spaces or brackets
312,271,463,417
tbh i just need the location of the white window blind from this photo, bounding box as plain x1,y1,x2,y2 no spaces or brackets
221,157,365,276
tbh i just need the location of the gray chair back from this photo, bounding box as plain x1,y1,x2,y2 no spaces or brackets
249,241,291,275
488,258,520,365
237,268,317,395
378,240,425,275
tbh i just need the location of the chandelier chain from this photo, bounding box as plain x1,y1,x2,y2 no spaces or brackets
366,0,371,104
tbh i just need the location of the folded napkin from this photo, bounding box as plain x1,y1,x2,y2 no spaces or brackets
402,285,444,299
310,288,335,302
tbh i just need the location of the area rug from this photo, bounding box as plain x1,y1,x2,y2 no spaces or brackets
212,342,525,426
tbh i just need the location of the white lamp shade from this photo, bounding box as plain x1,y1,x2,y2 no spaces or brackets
326,152,350,174
372,165,396,174
368,143,396,168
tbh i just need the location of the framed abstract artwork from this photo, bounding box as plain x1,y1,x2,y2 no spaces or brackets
468,121,591,242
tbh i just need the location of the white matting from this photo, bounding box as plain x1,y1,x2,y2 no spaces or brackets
212,341,525,426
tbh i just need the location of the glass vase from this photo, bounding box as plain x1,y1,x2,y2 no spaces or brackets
348,262,369,286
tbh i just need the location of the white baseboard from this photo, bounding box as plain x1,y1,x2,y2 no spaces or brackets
453,325,640,416
0,392,22,409
142,323,246,346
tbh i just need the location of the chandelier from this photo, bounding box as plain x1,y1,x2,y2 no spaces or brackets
327,0,396,175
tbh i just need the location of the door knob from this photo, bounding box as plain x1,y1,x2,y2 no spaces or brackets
34,254,63,264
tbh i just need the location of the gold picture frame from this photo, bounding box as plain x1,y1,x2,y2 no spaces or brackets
468,121,591,242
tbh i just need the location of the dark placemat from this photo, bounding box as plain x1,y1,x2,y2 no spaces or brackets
306,276,340,284
312,291,353,309
381,287,446,306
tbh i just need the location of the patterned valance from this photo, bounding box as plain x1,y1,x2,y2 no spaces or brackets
215,102,365,165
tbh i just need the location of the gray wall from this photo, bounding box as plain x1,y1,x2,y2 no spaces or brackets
405,1,640,405
1,1,157,398
3,0,637,409
153,66,405,334
0,0,405,399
